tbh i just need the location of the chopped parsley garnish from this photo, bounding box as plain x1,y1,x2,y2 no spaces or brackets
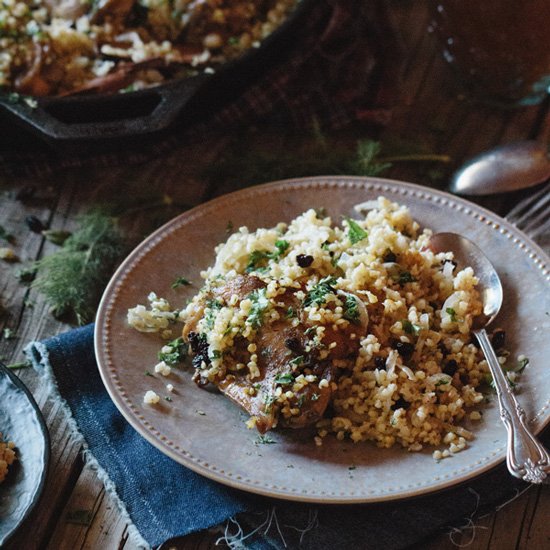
289,355,304,366
209,350,222,360
343,294,360,323
311,393,320,401
171,276,191,289
275,373,294,385
158,337,188,366
247,288,270,328
435,376,452,387
395,271,417,285
205,299,223,329
145,370,154,377
402,320,420,335
164,396,173,402
304,276,337,307
297,395,306,407
285,306,296,318
446,307,458,322
345,217,368,245
245,240,290,272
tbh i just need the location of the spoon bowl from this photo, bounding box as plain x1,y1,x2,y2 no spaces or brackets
450,140,550,196
429,232,550,483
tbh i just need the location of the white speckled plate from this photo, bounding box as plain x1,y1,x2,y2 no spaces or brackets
0,363,50,546
95,177,550,503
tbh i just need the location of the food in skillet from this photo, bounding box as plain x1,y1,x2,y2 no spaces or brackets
128,198,523,458
0,433,16,483
0,0,298,96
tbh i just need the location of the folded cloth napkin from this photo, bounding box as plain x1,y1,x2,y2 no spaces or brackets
26,324,549,549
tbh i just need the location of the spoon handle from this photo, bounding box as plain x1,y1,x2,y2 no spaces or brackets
476,328,549,483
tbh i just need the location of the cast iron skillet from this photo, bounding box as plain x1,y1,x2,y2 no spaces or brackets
0,0,317,143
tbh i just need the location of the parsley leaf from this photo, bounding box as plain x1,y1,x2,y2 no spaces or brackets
205,299,223,329
393,271,417,286
171,276,191,289
247,288,270,328
345,217,368,245
275,373,294,385
304,276,337,307
445,307,458,322
343,294,360,323
158,337,188,366
245,240,290,272
402,320,420,335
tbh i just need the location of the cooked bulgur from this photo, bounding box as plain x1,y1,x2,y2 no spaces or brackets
0,0,298,96
129,197,503,456
0,432,16,482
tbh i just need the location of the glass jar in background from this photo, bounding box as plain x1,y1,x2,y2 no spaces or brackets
429,0,550,107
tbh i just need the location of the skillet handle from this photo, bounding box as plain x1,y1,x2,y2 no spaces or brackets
0,75,209,142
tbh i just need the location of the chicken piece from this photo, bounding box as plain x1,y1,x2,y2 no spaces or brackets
183,274,367,433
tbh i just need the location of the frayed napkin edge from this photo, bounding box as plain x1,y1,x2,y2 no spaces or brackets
24,341,151,550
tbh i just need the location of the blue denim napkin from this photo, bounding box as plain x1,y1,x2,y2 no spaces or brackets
26,324,547,549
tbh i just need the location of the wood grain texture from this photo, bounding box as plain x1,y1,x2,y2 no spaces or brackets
1,0,548,549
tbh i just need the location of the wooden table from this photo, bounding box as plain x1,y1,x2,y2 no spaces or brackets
1,1,549,549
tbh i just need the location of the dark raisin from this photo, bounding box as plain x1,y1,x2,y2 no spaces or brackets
187,332,210,368
382,250,397,263
296,254,314,268
391,397,410,410
459,373,469,385
442,359,458,377
438,342,448,356
396,341,415,359
374,356,386,370
285,337,303,354
25,215,46,233
491,329,506,350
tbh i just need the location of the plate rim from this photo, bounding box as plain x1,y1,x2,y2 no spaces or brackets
0,362,51,546
95,176,550,504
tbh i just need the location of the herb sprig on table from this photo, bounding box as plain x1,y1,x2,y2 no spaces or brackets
31,210,125,325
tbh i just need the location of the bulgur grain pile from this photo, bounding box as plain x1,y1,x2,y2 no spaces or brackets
0,432,16,482
130,197,498,457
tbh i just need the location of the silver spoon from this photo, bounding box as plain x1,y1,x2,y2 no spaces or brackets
450,140,550,196
429,232,549,483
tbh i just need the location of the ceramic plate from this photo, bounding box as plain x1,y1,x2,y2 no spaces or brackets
95,177,550,503
0,363,50,545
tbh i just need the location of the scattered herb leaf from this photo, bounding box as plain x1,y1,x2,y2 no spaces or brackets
304,276,337,307
446,307,458,322
345,217,368,245
402,320,420,335
171,276,191,289
158,337,188,366
275,373,294,385
247,288,269,328
343,294,360,323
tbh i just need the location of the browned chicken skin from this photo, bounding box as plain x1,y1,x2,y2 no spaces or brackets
183,274,365,433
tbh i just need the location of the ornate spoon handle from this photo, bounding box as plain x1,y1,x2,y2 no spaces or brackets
476,328,549,483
